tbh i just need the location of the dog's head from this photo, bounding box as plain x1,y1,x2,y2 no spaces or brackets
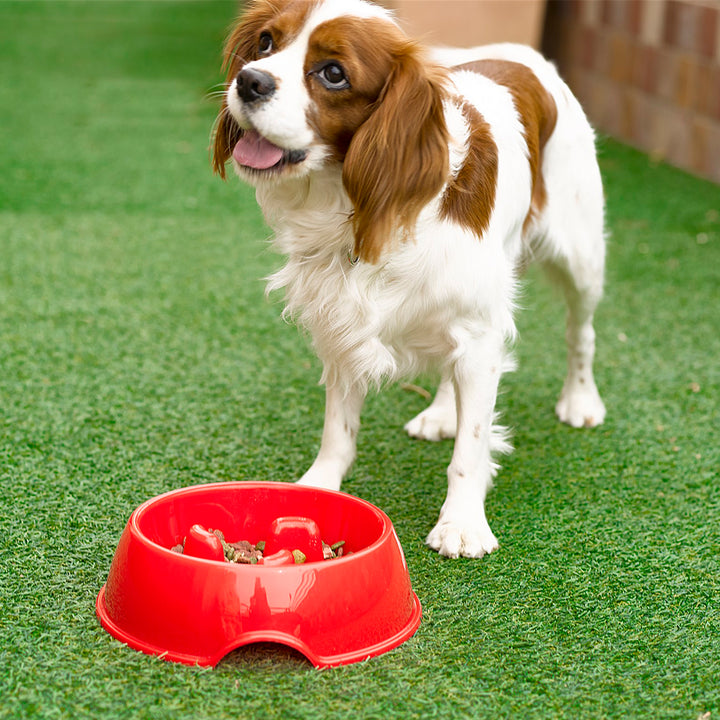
212,0,449,262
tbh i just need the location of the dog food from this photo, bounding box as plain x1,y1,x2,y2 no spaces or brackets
171,528,346,564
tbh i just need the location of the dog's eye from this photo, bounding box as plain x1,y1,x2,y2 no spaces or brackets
258,32,273,56
316,62,349,90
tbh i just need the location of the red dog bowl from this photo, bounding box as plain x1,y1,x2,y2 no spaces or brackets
96,482,421,667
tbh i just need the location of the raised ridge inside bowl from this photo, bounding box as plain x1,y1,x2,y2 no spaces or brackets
134,482,386,560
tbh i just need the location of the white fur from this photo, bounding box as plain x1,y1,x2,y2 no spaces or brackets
223,0,606,558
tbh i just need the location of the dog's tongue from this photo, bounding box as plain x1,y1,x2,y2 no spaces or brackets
232,130,284,170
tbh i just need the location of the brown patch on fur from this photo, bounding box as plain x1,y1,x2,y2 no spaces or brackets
305,18,405,160
454,60,557,229
212,0,319,177
325,22,449,263
441,102,498,238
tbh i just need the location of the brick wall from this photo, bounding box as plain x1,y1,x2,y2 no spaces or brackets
380,1,546,49
543,0,720,184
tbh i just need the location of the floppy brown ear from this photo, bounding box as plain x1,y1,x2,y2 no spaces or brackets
342,47,449,263
212,105,243,179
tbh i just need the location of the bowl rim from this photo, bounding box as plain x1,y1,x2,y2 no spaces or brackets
129,480,394,567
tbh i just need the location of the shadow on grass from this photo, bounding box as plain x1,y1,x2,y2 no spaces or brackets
218,642,313,671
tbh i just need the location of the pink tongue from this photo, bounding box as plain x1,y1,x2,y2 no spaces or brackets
232,130,284,170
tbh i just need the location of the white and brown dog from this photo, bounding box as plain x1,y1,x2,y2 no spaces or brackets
213,0,606,558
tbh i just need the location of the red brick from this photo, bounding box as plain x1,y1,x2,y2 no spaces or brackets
602,82,625,136
664,1,683,48
629,0,643,35
609,32,634,83
690,117,709,174
577,0,603,26
690,116,720,183
673,54,697,108
697,5,718,59
619,84,637,137
632,43,660,94
654,47,679,103
602,0,642,35
588,75,631,138
579,24,598,69
562,65,585,102
573,72,608,131
592,29,613,75
660,105,692,169
566,0,584,23
704,120,720,184
712,65,720,121
625,87,650,149
692,60,720,119
664,0,716,57
563,67,591,114
639,0,665,47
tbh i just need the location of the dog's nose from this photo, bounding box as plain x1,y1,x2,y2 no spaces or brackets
236,68,276,104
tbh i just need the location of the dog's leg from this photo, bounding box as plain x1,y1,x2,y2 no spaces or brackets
404,375,457,441
545,258,606,429
296,382,365,491
426,331,504,558
540,130,607,429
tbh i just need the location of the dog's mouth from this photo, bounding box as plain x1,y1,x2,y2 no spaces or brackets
232,129,308,173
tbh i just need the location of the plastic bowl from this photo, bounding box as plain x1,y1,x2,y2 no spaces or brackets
96,482,421,668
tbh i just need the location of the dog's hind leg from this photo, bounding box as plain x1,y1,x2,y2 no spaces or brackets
426,329,504,558
538,120,607,429
541,225,607,428
552,266,606,428
404,375,457,441
297,381,365,490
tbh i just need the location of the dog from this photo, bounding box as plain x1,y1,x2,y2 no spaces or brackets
212,0,607,558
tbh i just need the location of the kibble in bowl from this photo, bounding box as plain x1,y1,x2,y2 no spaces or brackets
171,525,347,564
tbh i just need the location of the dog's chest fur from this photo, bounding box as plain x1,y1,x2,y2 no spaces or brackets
261,168,518,392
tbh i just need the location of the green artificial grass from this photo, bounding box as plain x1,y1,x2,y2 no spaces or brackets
1,2,719,718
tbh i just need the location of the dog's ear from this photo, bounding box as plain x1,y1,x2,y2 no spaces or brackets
342,47,449,263
212,105,243,179
212,1,283,177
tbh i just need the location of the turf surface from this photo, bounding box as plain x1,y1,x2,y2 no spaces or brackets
1,2,719,718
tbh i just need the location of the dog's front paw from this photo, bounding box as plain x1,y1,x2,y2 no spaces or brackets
426,516,499,559
555,382,606,428
404,407,457,441
296,460,343,491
